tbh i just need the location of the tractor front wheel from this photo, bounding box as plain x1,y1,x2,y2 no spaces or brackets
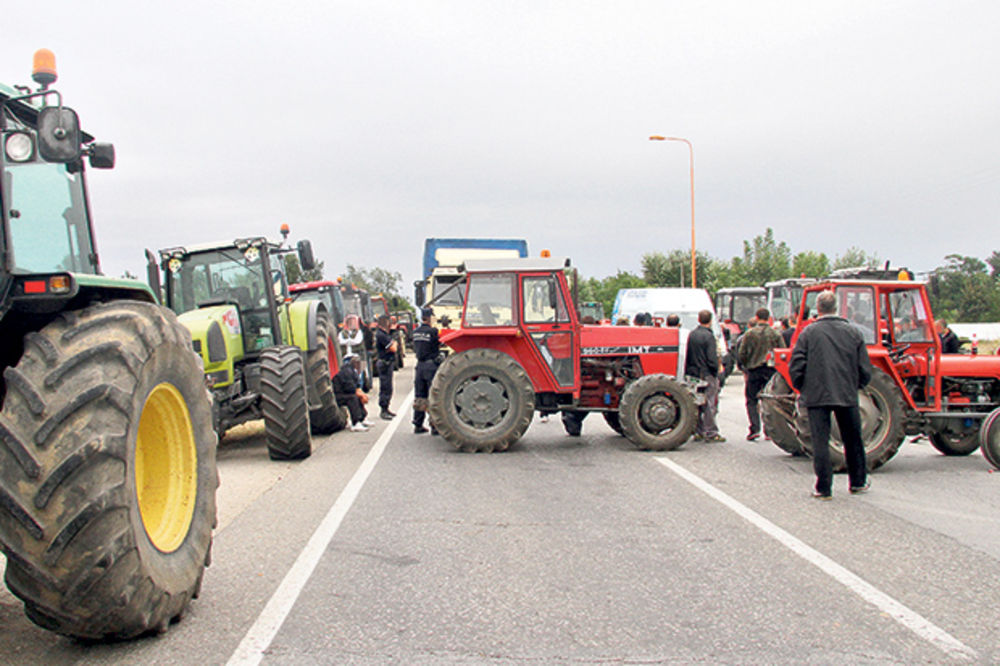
796,367,905,471
0,301,216,640
428,349,534,453
618,374,697,451
760,374,805,456
928,427,981,456
306,315,347,434
260,346,312,460
978,408,1000,469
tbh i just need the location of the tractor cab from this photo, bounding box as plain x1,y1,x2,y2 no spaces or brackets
290,279,346,328
156,237,313,356
765,277,817,322
714,286,766,336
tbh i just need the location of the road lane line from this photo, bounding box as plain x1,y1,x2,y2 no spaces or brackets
654,456,977,662
227,390,415,666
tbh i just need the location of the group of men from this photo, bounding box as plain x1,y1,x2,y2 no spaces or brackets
682,295,871,500
332,309,442,434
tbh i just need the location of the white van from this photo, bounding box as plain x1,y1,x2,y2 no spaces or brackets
611,288,729,376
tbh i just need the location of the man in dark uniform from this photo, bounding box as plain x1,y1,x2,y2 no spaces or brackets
789,291,873,500
412,307,441,434
375,314,398,420
333,354,371,431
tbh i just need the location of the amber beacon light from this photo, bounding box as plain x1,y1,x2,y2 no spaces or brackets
32,48,57,88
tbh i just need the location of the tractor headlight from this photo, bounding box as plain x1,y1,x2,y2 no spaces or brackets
5,132,34,162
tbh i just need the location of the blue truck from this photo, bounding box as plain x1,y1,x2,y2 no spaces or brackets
415,238,529,325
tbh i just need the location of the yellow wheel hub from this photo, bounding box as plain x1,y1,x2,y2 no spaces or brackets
135,383,198,552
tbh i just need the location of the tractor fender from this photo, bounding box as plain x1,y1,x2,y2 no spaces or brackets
286,299,324,351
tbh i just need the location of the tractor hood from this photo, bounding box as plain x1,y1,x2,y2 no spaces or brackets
579,325,680,356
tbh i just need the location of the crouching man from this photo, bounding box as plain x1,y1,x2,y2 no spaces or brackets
334,354,373,432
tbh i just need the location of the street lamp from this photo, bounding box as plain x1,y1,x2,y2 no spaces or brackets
649,135,696,288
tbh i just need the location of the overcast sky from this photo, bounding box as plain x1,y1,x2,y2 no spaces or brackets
5,1,999,295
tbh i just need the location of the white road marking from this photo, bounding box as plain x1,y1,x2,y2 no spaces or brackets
654,456,977,663
227,391,415,666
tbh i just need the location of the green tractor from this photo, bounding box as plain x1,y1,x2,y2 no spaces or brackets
148,232,347,460
0,51,216,639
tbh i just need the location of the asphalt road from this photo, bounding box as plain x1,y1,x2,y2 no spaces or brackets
2,366,998,664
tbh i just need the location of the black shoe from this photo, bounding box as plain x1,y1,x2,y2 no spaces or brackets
812,491,833,501
430,427,439,436
849,480,871,495
380,410,394,421
746,431,760,441
414,425,428,434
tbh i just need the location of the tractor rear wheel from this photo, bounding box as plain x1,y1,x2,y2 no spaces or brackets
928,428,981,456
0,301,216,640
618,374,697,451
260,346,312,460
306,316,347,434
429,349,534,453
796,367,905,471
978,408,1000,469
760,374,805,456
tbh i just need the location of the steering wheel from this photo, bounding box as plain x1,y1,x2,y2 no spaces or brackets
887,342,911,362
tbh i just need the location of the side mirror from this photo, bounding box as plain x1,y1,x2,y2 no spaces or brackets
414,280,425,307
145,249,162,304
37,106,82,163
88,142,115,169
297,240,315,271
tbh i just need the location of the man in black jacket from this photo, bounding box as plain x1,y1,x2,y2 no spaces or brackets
412,307,440,434
936,319,960,354
789,291,873,499
375,314,398,420
333,355,371,432
685,309,724,442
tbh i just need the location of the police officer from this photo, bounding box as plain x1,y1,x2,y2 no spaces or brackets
412,307,441,434
375,314,398,420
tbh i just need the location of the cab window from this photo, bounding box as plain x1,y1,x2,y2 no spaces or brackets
889,289,932,342
835,286,876,344
464,274,514,327
522,275,569,324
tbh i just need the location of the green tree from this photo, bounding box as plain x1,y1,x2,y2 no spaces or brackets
578,270,646,322
791,251,830,278
284,254,324,284
342,264,412,310
728,228,791,285
832,246,881,270
641,250,733,292
928,254,1000,322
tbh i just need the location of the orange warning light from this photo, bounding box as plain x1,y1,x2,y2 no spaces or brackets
32,49,57,88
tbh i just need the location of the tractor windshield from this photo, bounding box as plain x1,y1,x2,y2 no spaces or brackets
431,274,465,307
769,285,802,320
166,246,267,316
3,161,96,274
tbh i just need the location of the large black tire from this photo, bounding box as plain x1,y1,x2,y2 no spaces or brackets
978,408,1000,469
306,316,347,434
796,367,906,471
928,430,981,456
0,301,216,640
618,374,697,451
603,411,623,435
260,346,312,460
760,374,805,456
428,349,535,453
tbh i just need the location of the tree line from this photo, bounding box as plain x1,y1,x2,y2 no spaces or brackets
579,228,1000,323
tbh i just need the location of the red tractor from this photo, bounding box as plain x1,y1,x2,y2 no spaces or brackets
428,257,701,452
760,273,1000,471
714,286,767,338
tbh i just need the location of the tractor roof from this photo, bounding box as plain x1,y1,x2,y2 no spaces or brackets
810,278,926,288
460,257,571,273
716,286,766,294
158,237,278,260
289,280,337,292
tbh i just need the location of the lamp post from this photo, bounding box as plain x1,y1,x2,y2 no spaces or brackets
649,135,696,288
